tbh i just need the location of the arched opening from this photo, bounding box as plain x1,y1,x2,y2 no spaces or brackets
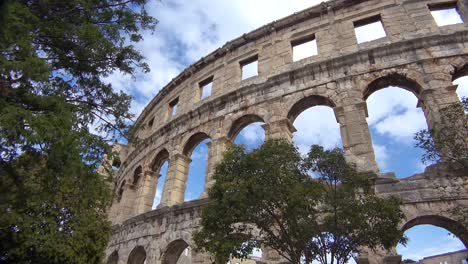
128,246,146,264
228,246,263,263
152,161,168,209
229,115,265,152
453,68,468,104
117,180,126,203
183,132,211,201
150,149,170,210
133,166,142,185
288,96,340,154
364,75,428,178
397,215,467,262
162,239,190,264
106,251,119,264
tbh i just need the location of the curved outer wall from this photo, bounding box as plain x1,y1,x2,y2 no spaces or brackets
107,0,468,263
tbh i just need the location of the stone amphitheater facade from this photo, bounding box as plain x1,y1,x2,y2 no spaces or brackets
105,0,468,263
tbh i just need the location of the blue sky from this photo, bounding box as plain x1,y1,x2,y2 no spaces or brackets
105,1,467,262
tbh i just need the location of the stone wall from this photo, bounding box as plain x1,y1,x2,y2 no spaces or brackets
106,0,468,263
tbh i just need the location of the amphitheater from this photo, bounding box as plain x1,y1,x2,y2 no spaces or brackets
105,0,468,263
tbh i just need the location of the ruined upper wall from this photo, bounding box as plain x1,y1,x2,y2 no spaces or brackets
113,0,468,189
131,0,465,142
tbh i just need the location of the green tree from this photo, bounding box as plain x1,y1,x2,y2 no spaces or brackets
0,0,156,263
414,97,468,166
194,140,406,264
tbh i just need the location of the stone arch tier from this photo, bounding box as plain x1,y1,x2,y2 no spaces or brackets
402,215,468,247
107,0,468,262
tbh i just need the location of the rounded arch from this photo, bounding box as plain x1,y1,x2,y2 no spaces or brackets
183,132,211,156
106,251,119,264
132,166,142,185
127,245,146,264
452,63,468,81
150,149,170,173
364,73,423,101
401,215,468,247
117,180,126,203
161,239,190,264
287,95,336,123
228,114,265,141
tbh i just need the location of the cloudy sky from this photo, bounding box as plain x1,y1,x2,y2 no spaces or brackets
108,1,467,262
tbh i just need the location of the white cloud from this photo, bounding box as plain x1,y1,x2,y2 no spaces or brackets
293,39,318,62
293,106,341,155
354,20,386,44
454,76,468,100
399,237,465,261
430,8,464,27
366,87,427,142
373,144,389,171
373,108,427,141
104,0,326,116
237,122,265,145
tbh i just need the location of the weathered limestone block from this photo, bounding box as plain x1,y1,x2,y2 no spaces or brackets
262,118,297,143
334,102,379,172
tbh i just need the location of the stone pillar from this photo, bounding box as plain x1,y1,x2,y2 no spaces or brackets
419,86,459,129
200,137,231,198
334,102,379,173
261,246,289,264
133,169,158,215
419,86,466,161
383,255,402,264
160,153,191,206
117,181,138,223
262,118,297,142
191,250,213,264
358,247,401,264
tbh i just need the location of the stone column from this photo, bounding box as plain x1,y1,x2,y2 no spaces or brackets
419,85,461,130
419,85,466,161
383,255,402,264
117,181,138,223
160,153,191,206
357,247,401,264
334,102,379,173
133,169,158,215
262,118,297,142
200,136,231,198
191,250,212,264
261,246,289,264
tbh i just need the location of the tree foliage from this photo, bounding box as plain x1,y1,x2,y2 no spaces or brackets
194,140,406,264
415,97,468,166
0,0,156,263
